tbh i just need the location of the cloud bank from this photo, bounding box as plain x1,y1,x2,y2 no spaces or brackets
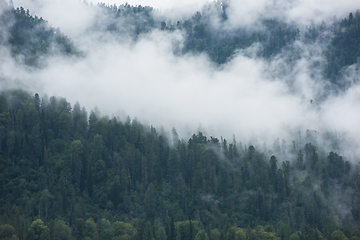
2,0,360,161
226,0,359,27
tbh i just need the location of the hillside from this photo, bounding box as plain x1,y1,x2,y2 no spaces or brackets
1,1,360,89
0,1,360,240
0,91,359,239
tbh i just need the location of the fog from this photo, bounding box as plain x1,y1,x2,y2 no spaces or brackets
227,0,360,27
2,0,360,161
11,0,360,33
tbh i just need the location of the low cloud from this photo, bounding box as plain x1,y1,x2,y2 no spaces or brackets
12,0,97,38
227,0,359,28
2,0,360,162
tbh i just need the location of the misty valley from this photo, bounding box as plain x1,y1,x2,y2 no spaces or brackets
1,0,360,240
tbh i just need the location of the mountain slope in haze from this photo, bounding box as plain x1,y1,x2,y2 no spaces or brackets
323,10,360,87
93,2,360,90
0,1,360,240
0,0,78,67
93,2,300,64
1,0,360,90
0,90,359,240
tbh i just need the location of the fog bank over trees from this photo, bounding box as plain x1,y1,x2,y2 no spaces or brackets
1,0,360,156
1,0,360,239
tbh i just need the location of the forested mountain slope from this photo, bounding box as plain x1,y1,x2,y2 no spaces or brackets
0,1,360,239
0,0,77,66
0,91,359,239
1,1,360,89
94,3,360,89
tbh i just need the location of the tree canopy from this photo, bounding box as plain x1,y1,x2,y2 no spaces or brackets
0,90,359,240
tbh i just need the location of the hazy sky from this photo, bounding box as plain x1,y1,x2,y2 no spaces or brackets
3,0,360,160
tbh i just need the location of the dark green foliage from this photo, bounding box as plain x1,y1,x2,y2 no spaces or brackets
0,2,78,67
0,224,18,239
27,219,48,240
0,90,358,240
143,183,157,221
324,11,360,86
1,2,360,239
73,218,85,240
51,219,72,240
176,8,299,64
170,216,175,240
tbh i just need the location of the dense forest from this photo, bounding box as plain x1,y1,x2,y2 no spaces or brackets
0,89,360,240
1,0,360,239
